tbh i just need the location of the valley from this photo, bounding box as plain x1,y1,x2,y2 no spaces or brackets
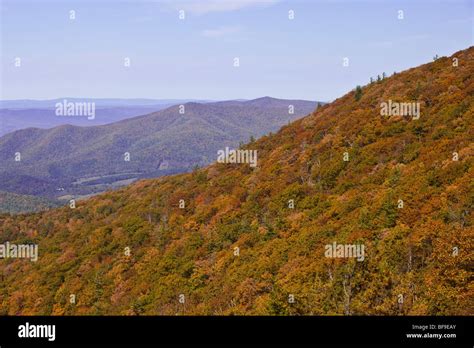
0,97,320,212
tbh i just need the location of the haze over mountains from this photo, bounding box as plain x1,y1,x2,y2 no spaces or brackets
0,97,319,205
0,98,212,136
0,98,210,109
0,47,471,315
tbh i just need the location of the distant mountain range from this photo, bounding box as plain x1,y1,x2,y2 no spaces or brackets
0,98,213,136
0,98,213,109
0,97,321,206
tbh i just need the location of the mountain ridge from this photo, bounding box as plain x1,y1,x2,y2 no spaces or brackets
0,47,472,315
0,98,319,201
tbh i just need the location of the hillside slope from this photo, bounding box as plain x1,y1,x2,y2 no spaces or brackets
0,98,318,199
0,191,61,214
0,48,472,315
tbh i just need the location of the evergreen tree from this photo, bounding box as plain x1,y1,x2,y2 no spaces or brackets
355,85,362,101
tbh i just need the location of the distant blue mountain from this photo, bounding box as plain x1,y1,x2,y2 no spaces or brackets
0,98,212,109
0,97,321,204
0,98,214,135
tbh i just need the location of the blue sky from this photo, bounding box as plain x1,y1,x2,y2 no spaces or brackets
1,0,472,101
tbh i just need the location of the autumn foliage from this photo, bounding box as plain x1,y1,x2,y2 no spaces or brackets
0,47,472,315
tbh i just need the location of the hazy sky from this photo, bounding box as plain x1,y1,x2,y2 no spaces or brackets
1,0,472,101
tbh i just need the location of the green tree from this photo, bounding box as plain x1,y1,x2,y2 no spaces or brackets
355,85,363,101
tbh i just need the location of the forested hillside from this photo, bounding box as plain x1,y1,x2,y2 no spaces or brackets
0,48,472,315
0,191,61,214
